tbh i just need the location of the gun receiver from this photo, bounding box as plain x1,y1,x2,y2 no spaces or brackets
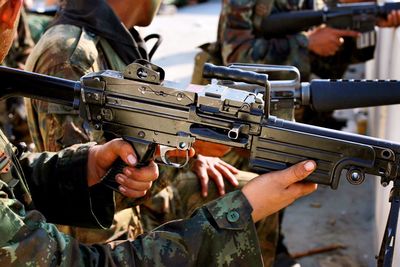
261,2,400,48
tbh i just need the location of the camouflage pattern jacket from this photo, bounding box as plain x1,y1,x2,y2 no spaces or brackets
0,130,263,266
24,24,115,152
217,0,374,80
23,24,145,244
218,0,311,80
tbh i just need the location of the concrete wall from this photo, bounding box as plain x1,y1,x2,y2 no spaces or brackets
366,27,400,267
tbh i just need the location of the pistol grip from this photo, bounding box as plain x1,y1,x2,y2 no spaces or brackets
101,138,157,192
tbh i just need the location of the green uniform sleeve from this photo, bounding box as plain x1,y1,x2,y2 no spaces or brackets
18,143,114,228
0,186,262,266
24,25,105,152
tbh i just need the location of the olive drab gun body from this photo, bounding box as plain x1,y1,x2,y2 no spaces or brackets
0,61,400,266
2,61,400,190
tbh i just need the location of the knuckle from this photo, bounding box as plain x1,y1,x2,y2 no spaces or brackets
145,181,153,190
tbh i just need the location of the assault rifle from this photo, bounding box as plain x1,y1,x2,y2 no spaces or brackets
261,1,400,48
0,61,399,266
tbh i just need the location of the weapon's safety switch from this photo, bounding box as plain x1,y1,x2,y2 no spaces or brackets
226,210,240,223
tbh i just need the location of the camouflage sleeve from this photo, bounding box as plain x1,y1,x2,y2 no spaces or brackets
0,188,262,266
18,143,114,228
218,0,311,79
25,56,104,152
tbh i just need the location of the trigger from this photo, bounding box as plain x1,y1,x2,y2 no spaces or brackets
159,145,189,168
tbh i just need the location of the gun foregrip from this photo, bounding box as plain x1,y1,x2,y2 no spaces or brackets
101,139,157,192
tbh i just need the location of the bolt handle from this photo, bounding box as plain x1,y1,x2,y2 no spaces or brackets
100,138,157,192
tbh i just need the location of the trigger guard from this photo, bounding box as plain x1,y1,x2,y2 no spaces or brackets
158,146,189,168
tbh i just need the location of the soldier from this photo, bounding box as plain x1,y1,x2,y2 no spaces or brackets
0,3,318,265
23,0,163,244
216,1,400,266
24,1,282,262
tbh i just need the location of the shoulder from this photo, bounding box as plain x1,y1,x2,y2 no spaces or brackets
25,24,99,74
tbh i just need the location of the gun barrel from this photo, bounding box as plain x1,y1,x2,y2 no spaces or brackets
308,79,400,112
0,66,78,107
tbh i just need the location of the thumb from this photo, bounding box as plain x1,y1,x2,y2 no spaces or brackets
105,139,137,167
279,160,316,186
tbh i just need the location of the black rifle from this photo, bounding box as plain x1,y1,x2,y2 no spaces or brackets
261,2,400,49
0,61,399,266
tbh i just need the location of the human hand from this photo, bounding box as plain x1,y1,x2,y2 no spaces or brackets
242,160,318,222
191,154,240,197
307,26,359,56
87,139,159,198
377,10,400,28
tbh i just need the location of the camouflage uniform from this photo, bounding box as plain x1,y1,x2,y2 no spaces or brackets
24,17,279,267
215,1,376,265
0,9,36,146
217,0,310,80
24,24,143,244
0,129,264,266
138,148,279,267
217,0,375,81
0,8,53,148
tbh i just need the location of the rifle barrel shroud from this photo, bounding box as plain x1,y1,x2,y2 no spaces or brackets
2,64,400,190
202,62,400,112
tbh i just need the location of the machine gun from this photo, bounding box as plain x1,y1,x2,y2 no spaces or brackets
0,61,399,266
261,1,400,49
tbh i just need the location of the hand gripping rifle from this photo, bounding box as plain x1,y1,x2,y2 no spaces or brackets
0,60,399,266
261,1,400,49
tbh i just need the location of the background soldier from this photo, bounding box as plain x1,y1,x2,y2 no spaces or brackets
214,0,400,266
0,3,317,265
